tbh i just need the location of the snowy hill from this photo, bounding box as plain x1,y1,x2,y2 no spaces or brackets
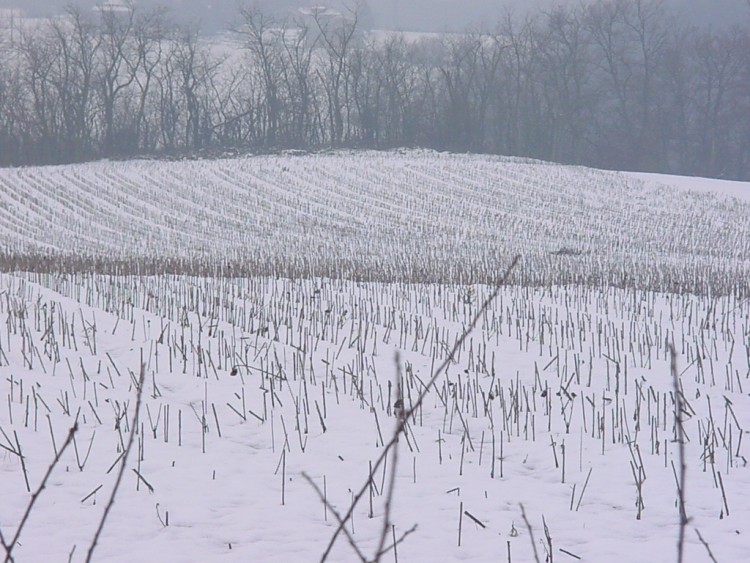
0,150,749,563
1,150,749,295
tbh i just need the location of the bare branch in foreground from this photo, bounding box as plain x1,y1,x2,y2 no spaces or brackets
373,354,403,562
2,423,78,563
85,363,146,563
372,524,418,561
0,531,9,563
671,345,688,563
301,473,368,563
318,255,520,561
694,528,718,563
519,503,541,563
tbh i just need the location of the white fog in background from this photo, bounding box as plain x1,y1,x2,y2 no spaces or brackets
2,0,748,32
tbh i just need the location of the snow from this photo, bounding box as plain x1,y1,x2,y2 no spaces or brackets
1,273,749,562
1,152,749,562
627,171,750,203
1,151,748,294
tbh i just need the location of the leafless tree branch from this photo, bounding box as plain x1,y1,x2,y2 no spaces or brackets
694,528,718,563
373,354,403,561
318,255,520,561
519,503,541,563
301,472,368,563
1,423,78,563
670,345,688,563
85,363,146,563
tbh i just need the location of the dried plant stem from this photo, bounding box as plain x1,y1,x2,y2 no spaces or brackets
85,363,146,563
458,501,463,546
542,516,552,563
575,468,593,512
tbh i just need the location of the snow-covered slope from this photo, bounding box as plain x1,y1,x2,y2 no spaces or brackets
629,171,750,203
1,270,748,562
1,150,748,294
1,151,749,563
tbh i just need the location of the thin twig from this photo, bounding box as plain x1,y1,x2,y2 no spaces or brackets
542,515,553,563
372,524,418,560
694,528,718,563
0,530,10,563
301,473,368,563
85,363,146,563
132,469,155,493
319,256,519,561
519,503,541,563
671,345,688,563
3,423,78,562
373,354,403,562
464,510,486,528
575,468,593,512
559,547,581,560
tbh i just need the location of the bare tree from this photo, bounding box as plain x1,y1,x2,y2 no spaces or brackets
173,26,222,150
205,61,253,147
585,0,672,170
437,34,476,150
0,23,23,164
689,26,749,177
313,3,360,146
131,7,167,152
537,4,596,163
0,0,747,179
154,32,184,150
281,15,318,145
17,25,63,162
495,13,543,157
657,27,691,173
96,1,139,155
236,6,286,147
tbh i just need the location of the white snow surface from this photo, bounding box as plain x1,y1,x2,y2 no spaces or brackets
1,274,749,562
628,171,750,203
1,150,749,292
0,152,749,562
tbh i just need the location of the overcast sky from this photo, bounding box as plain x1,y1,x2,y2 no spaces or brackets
370,0,749,31
4,0,749,32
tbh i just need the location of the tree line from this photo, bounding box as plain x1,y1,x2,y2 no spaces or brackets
0,0,749,180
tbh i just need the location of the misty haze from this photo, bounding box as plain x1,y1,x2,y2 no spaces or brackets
0,0,749,178
3,0,749,32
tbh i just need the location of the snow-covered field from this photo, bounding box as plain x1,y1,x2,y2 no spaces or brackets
1,150,748,292
628,171,750,203
1,151,749,562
